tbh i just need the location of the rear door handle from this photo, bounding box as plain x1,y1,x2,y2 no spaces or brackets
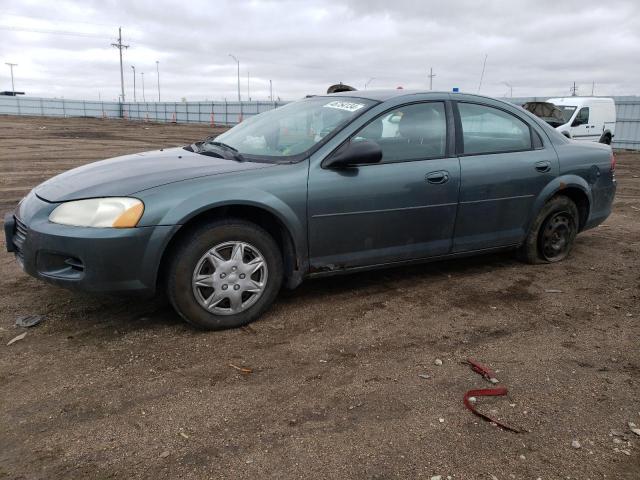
426,170,449,184
534,161,551,173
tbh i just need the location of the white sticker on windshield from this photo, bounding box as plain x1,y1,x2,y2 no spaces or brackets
323,101,365,112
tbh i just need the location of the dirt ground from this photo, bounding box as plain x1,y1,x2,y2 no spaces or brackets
0,115,639,480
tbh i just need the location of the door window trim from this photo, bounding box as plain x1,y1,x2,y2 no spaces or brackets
321,100,454,169
453,101,540,157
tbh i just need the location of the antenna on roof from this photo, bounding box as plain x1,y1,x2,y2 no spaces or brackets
477,54,488,93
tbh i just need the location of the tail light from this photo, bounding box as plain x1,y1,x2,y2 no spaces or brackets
610,151,616,172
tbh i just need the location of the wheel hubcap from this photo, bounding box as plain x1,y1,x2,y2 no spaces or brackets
192,241,268,315
540,211,574,261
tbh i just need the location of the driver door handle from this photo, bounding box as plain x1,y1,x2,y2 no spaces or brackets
426,170,449,184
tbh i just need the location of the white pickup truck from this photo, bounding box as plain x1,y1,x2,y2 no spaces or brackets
523,97,616,145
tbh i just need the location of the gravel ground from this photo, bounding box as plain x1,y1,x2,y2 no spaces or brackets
0,115,639,479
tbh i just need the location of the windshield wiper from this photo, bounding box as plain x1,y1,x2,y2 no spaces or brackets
204,140,245,162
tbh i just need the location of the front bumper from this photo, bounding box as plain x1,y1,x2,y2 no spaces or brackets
4,193,177,296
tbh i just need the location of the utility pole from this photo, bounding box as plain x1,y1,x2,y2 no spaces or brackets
131,65,136,102
570,81,578,96
156,61,160,102
228,54,240,102
591,81,595,96
141,72,146,102
4,63,17,94
269,79,273,102
428,68,436,90
111,27,129,102
247,71,250,101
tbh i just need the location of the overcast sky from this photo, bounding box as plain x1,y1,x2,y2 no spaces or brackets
1,0,639,102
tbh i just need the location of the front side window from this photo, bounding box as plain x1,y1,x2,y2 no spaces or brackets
458,103,532,155
573,107,589,125
206,96,376,161
353,102,447,162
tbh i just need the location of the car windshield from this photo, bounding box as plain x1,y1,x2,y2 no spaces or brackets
203,96,376,161
557,105,577,123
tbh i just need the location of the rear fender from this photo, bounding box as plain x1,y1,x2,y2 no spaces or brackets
526,175,592,233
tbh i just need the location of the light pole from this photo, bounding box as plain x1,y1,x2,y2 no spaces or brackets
5,63,17,94
247,71,250,101
228,54,240,102
156,61,160,102
503,82,513,98
141,72,146,102
365,77,375,89
131,65,136,102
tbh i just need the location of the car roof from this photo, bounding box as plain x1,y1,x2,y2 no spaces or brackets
324,89,516,105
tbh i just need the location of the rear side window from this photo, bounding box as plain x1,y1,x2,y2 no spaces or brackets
458,103,532,155
354,102,447,162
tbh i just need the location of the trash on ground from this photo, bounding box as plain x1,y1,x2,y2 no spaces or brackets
7,332,27,346
228,363,253,374
434,358,443,366
545,289,564,293
629,422,640,436
571,440,581,449
466,358,499,384
15,315,46,328
418,374,430,379
463,358,520,433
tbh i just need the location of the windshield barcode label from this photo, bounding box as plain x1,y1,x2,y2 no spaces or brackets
323,101,365,112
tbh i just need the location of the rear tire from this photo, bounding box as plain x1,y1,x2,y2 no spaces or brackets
519,196,579,264
166,219,283,330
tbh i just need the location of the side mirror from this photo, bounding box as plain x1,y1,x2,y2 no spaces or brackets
324,139,383,168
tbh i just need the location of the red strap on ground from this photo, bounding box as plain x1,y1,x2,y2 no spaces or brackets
466,358,498,383
463,388,521,433
464,358,521,433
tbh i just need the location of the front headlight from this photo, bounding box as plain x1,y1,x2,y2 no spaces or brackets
49,198,144,228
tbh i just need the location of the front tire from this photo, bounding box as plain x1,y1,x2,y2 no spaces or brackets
167,219,283,330
519,196,579,264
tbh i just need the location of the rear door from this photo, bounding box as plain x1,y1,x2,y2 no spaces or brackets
452,100,558,252
308,100,460,269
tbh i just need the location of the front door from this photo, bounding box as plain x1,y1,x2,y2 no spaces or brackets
570,106,599,142
308,101,460,270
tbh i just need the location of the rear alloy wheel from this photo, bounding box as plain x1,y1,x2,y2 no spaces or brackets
167,220,283,330
519,196,579,264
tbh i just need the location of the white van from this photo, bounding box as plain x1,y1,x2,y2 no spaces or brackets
546,97,616,144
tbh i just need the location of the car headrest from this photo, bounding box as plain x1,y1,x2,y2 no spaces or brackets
398,107,442,142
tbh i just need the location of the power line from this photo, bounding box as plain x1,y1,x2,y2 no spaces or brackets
0,25,112,39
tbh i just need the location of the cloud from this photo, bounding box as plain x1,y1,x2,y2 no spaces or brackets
1,0,638,101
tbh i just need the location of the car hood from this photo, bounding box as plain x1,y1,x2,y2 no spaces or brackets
35,147,275,202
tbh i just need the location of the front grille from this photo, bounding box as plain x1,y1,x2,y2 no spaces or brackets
13,216,27,262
